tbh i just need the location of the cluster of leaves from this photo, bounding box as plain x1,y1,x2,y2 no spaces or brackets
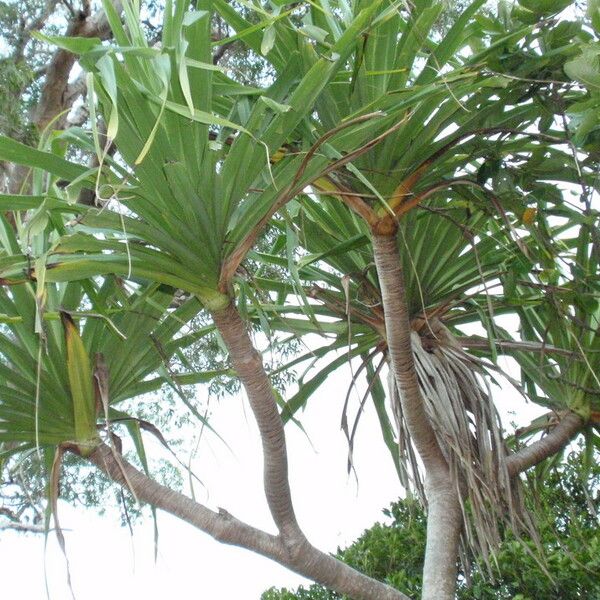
263,448,600,600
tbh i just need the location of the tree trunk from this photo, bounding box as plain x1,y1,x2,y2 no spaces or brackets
210,301,412,600
422,475,462,599
212,302,302,540
372,230,462,600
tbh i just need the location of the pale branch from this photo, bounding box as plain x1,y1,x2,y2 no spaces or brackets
34,0,123,133
0,506,21,522
211,302,302,540
87,443,410,600
211,302,413,599
371,231,461,600
507,412,584,476
0,522,48,534
26,0,61,34
0,506,44,533
87,443,285,557
63,71,88,114
5,164,32,195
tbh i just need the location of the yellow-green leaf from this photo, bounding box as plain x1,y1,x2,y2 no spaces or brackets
61,311,97,454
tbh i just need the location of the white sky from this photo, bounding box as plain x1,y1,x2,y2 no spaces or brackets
0,344,544,600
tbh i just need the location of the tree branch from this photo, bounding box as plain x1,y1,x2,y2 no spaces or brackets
507,411,584,476
371,233,447,473
34,0,122,132
211,302,302,540
87,443,410,600
87,442,285,556
0,522,52,534
210,302,414,598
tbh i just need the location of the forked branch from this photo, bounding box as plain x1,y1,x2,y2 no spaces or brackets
88,442,287,557
210,301,411,599
86,367,410,600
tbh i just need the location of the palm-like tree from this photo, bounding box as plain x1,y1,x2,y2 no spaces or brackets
0,1,597,599
233,2,597,597
0,2,420,598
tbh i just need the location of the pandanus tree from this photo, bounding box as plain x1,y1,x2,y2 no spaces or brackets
230,1,599,596
0,1,598,599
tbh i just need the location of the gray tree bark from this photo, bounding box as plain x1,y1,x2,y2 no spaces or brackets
210,302,411,599
372,230,462,600
89,442,410,600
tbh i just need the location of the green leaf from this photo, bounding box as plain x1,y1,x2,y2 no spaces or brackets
261,24,277,56
300,24,330,44
0,136,87,181
25,207,50,238
0,195,49,210
31,31,101,54
95,54,120,140
160,98,250,133
259,96,292,113
185,57,226,72
517,0,573,15
60,312,97,453
588,0,600,32
565,46,600,91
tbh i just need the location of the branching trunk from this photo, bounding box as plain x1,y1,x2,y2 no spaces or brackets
87,440,409,599
88,443,285,556
210,301,410,600
372,230,462,600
